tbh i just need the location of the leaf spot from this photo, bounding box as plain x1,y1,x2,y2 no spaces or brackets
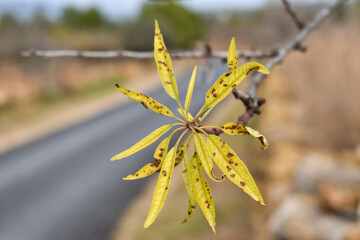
154,159,161,167
246,66,260,75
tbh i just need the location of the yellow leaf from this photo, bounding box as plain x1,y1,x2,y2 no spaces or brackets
181,139,196,223
154,20,179,100
175,134,192,166
193,133,225,182
194,133,224,182
203,62,269,111
189,152,216,232
207,135,265,205
116,85,175,118
122,135,172,180
220,122,248,135
227,37,238,72
220,122,268,149
111,124,174,161
144,146,177,228
245,126,268,150
184,65,197,113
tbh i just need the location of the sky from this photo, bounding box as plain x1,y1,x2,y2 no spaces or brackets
0,0,339,21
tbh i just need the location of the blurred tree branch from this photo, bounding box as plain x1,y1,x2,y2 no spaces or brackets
20,0,349,132
207,0,348,134
21,48,279,60
281,0,305,30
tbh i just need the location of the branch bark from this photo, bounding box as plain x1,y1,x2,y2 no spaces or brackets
281,0,305,30
204,0,348,135
21,48,278,60
20,0,349,134
247,0,348,99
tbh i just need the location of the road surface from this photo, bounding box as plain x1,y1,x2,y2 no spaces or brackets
0,61,226,240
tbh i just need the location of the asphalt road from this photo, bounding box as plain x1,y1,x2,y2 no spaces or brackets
0,61,226,240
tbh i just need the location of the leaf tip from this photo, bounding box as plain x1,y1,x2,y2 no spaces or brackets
210,223,216,233
154,19,160,32
259,65,270,75
122,176,131,180
143,218,153,229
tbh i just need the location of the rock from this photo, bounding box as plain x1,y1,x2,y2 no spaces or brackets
295,153,360,193
268,194,319,240
320,184,359,219
344,223,360,240
269,194,354,240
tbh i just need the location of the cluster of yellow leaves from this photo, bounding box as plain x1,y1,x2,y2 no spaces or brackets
111,20,269,232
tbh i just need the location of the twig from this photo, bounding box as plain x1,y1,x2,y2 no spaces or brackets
20,0,348,136
281,0,305,30
247,0,348,99
204,0,348,135
21,48,278,60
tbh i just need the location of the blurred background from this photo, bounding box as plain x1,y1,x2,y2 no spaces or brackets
0,0,359,240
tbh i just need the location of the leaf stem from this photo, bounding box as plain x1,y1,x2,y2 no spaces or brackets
192,105,207,123
173,115,186,123
199,126,221,129
176,98,188,122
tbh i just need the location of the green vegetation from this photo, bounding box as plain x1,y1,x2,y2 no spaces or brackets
123,1,205,50
61,7,109,29
0,76,124,130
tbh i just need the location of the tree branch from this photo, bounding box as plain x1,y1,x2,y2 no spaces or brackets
20,0,349,136
281,0,305,30
21,48,278,60
247,0,348,99
204,0,348,135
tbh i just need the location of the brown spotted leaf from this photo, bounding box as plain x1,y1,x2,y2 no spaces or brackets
227,37,238,72
189,152,216,232
220,122,268,150
111,124,174,161
116,85,175,118
220,122,248,135
203,62,269,112
207,135,265,205
154,20,179,100
181,141,196,223
144,146,177,228
194,132,224,182
245,126,268,150
122,134,172,180
175,134,192,166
